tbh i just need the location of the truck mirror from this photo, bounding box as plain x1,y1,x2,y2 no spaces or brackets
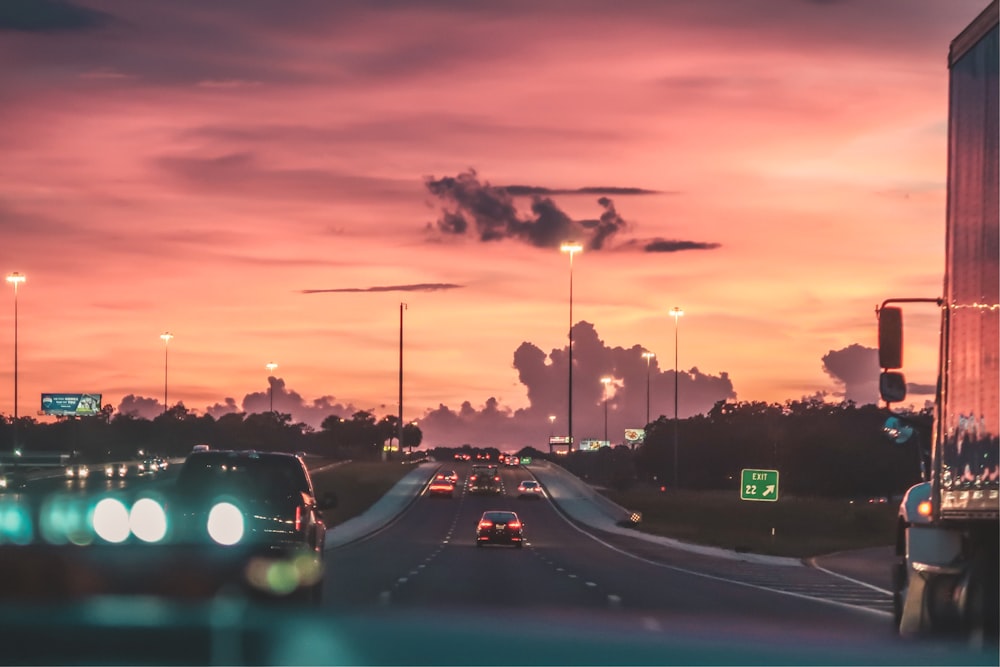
878,306,903,369
880,371,907,403
883,415,914,444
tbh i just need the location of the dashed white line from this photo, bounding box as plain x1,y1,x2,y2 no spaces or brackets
585,581,597,587
607,594,622,607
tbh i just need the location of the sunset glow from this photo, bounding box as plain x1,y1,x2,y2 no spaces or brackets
0,0,984,446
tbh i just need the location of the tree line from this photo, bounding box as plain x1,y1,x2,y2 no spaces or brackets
0,404,423,463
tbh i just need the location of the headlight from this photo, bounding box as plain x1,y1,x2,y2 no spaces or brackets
207,502,244,546
92,498,130,543
129,498,168,543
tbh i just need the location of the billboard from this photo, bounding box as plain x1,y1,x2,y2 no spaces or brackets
624,428,645,444
579,439,610,451
549,436,572,445
40,393,102,416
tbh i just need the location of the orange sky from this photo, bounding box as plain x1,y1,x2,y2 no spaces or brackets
0,0,985,445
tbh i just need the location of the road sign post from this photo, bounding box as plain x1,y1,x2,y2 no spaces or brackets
740,469,779,502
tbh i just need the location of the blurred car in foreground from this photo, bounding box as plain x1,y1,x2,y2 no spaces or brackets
476,510,524,548
428,478,455,498
517,480,543,499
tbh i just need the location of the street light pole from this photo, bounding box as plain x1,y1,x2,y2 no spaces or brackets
397,302,407,461
266,362,278,413
160,332,173,413
641,351,654,426
5,272,25,453
601,377,612,444
670,307,684,488
560,243,582,452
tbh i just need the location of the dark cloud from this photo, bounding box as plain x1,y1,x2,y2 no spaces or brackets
425,169,628,250
218,377,359,425
821,344,880,405
502,185,662,196
418,321,737,448
301,283,463,294
906,382,936,395
643,239,722,253
117,394,163,420
0,0,111,32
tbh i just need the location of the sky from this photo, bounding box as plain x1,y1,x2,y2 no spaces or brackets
0,0,987,448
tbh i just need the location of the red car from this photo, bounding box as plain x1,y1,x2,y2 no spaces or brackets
428,478,455,498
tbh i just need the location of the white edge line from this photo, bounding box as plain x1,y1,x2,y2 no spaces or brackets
545,486,892,618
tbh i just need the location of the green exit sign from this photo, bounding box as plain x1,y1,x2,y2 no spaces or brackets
741,469,779,502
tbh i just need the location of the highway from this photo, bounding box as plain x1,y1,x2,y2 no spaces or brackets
0,457,992,664
320,461,979,664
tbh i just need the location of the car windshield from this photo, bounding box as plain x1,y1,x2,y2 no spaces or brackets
0,1,997,665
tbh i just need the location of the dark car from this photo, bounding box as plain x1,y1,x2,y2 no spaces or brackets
467,467,502,495
170,450,336,601
517,480,543,499
476,510,524,548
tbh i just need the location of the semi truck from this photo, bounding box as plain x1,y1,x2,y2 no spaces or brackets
877,0,998,639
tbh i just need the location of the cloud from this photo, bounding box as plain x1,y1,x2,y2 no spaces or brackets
821,344,880,405
643,239,723,253
425,169,627,251
0,0,111,32
301,283,463,294
906,382,936,395
117,394,165,420
418,321,737,448
502,185,662,196
207,377,360,426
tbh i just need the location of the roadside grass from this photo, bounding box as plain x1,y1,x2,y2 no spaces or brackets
600,486,897,559
309,461,417,528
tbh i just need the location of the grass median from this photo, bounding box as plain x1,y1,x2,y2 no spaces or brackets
309,461,420,528
599,486,897,558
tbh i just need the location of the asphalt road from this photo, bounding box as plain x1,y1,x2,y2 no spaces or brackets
320,462,988,664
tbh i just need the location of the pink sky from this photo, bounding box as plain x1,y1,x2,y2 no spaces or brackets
0,0,986,446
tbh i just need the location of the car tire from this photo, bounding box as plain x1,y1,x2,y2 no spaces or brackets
516,541,523,549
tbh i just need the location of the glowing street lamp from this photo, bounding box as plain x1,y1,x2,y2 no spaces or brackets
641,351,655,426
670,307,684,488
601,377,612,444
266,362,278,413
5,272,25,453
160,332,173,413
560,242,583,451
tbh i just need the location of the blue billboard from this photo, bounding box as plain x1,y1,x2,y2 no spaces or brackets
40,393,102,416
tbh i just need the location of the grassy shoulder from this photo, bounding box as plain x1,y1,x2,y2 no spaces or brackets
309,460,418,528
599,485,897,559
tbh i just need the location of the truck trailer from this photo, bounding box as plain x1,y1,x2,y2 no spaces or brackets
877,0,998,639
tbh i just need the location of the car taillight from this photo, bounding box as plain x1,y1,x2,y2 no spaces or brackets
494,476,500,481
507,521,521,530
478,520,493,529
470,475,477,481
295,505,302,532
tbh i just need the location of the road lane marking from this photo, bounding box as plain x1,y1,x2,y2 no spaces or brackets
379,591,391,605
607,594,622,608
543,494,892,617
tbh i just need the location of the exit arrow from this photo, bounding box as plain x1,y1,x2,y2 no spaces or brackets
763,485,775,496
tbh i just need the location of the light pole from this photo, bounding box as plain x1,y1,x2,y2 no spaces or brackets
5,272,25,453
547,414,556,454
670,307,684,488
560,242,582,451
266,362,278,413
397,302,407,461
641,351,655,426
601,377,612,444
160,332,173,413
